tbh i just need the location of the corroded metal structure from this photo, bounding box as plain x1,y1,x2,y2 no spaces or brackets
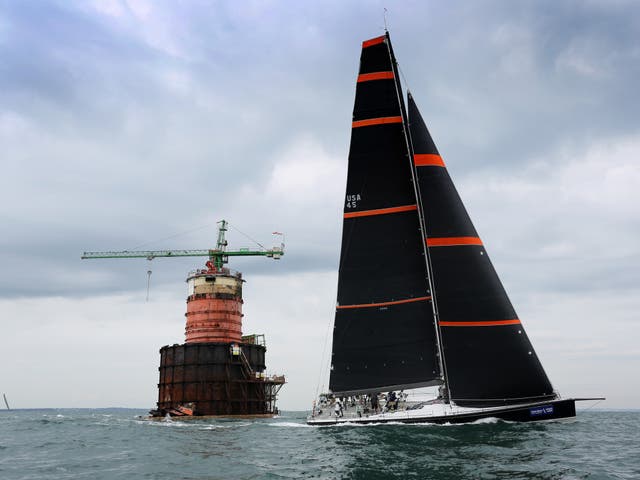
157,338,284,416
184,268,244,343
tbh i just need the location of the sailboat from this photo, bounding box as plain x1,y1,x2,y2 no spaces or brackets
307,32,602,425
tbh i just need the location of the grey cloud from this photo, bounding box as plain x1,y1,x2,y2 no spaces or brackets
1,0,638,409
2,0,639,299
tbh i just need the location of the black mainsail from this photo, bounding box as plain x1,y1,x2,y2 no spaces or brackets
330,34,441,395
329,32,557,407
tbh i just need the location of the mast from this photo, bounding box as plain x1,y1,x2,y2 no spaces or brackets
385,31,450,401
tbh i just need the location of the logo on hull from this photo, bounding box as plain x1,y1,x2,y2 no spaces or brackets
529,405,554,417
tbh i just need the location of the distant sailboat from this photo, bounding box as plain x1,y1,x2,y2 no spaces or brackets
308,31,603,425
3,393,10,410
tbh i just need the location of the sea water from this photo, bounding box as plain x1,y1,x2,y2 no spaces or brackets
0,409,638,479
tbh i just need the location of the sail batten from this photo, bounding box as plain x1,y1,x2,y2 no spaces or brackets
414,154,446,167
357,71,395,82
440,319,521,327
352,116,402,128
426,236,483,247
362,35,386,48
337,296,431,310
343,204,417,218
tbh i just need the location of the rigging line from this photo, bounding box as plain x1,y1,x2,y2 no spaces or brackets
226,221,267,251
584,399,604,411
318,188,355,398
127,222,216,251
397,63,411,96
314,304,335,400
315,254,342,399
316,254,343,399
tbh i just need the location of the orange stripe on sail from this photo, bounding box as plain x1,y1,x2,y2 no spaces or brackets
337,296,431,310
362,35,386,48
357,71,395,83
344,204,417,219
440,319,521,327
414,154,445,167
426,236,483,247
352,116,403,128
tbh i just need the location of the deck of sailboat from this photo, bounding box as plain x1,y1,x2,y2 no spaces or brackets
307,396,579,425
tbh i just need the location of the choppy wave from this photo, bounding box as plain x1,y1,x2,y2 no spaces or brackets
0,409,638,480
268,421,313,428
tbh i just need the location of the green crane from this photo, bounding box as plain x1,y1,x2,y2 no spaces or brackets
81,219,284,270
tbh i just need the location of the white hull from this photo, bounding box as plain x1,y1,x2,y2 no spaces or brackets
307,398,579,425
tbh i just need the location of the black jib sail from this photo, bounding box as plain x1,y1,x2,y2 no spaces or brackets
329,34,441,395
407,93,557,407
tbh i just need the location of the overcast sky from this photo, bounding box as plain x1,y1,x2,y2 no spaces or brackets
1,0,639,411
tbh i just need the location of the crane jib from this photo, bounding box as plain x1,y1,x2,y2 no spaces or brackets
81,248,284,260
80,219,284,270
